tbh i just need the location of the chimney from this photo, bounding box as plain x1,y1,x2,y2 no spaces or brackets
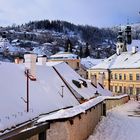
24,53,37,77
132,46,138,54
15,57,24,64
91,74,97,87
38,55,47,65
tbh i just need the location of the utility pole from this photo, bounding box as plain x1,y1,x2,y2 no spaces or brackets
26,69,29,112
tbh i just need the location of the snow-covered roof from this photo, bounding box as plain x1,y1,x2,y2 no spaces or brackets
0,38,26,53
32,47,46,55
43,42,53,46
0,62,79,132
97,84,112,96
0,38,12,49
0,60,113,132
37,94,127,123
81,57,104,69
127,40,140,52
52,62,111,99
91,51,140,69
46,61,63,66
37,96,106,122
50,52,78,60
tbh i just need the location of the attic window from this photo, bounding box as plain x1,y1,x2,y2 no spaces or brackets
79,79,88,87
72,80,81,88
124,58,128,61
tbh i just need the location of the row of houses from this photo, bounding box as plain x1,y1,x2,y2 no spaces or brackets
0,53,112,138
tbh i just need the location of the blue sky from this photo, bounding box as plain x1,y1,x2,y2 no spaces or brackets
0,0,140,27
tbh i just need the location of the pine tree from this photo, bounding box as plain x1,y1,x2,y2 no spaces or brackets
79,46,83,58
84,43,90,57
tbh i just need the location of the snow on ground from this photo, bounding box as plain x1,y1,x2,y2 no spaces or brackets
87,100,140,140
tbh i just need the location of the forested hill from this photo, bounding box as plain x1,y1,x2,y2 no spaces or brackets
3,20,117,46
2,20,140,58
24,20,117,45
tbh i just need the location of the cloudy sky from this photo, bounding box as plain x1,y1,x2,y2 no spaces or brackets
0,0,140,27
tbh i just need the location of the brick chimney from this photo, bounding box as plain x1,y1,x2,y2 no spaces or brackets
38,55,47,65
15,57,24,64
24,53,37,77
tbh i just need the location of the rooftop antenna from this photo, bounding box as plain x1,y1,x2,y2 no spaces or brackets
21,69,29,112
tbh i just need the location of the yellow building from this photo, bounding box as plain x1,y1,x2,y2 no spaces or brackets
88,26,140,95
48,52,80,70
88,41,140,95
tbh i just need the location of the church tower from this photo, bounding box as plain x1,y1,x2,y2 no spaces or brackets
116,30,127,55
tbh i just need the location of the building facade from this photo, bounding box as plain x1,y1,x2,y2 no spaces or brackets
48,52,80,70
88,26,140,95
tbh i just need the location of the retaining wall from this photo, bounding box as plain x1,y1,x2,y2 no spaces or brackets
1,95,129,140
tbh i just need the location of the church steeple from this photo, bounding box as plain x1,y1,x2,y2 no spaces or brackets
116,29,127,55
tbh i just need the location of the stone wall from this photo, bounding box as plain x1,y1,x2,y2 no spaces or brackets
46,95,129,140
2,95,129,140
47,103,102,140
105,96,129,110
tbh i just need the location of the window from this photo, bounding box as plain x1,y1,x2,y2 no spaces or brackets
119,86,122,93
115,86,117,92
129,74,133,80
136,74,140,81
119,74,122,80
115,74,117,80
111,74,113,79
124,74,126,80
39,131,46,140
136,88,140,94
129,87,133,95
124,87,126,94
103,72,105,79
77,62,79,68
110,85,113,92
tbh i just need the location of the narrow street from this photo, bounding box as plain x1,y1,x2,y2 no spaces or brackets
87,100,140,140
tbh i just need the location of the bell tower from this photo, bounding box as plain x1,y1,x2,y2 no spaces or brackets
125,25,132,44
116,30,127,55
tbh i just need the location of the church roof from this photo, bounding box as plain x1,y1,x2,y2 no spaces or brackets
91,40,140,70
